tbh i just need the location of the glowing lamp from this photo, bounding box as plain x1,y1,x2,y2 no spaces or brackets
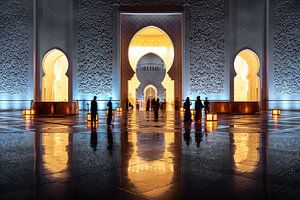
87,121,98,128
191,109,196,115
23,109,35,115
272,115,280,120
87,113,98,121
206,113,218,121
206,121,218,132
116,107,123,112
272,109,281,115
180,108,185,112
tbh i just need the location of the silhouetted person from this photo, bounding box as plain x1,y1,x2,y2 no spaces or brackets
128,102,134,110
183,123,191,146
125,98,129,112
107,98,113,128
204,97,210,115
107,127,113,155
195,123,203,148
154,98,160,119
146,99,150,111
90,96,98,128
195,96,204,122
184,97,192,123
151,98,155,111
90,129,98,152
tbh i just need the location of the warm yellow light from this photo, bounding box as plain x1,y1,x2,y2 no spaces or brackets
116,107,123,112
42,133,69,177
128,26,174,72
191,109,196,115
272,109,281,115
127,127,175,198
205,121,218,132
233,132,259,172
180,107,185,112
234,49,260,102
272,115,280,121
87,113,98,121
128,26,175,110
206,113,218,121
42,49,68,102
87,121,98,128
23,109,35,115
22,109,27,115
143,85,158,110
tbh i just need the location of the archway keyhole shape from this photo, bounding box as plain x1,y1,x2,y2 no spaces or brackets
42,49,69,102
144,84,158,109
128,26,175,110
234,49,260,102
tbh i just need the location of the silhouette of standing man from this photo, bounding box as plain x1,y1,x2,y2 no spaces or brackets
146,99,150,111
204,97,210,115
152,99,156,111
184,97,192,123
195,96,204,122
107,98,113,128
91,96,98,128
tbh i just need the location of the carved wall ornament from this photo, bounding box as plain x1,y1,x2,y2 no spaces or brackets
0,0,29,95
78,0,225,96
189,0,225,95
273,0,300,95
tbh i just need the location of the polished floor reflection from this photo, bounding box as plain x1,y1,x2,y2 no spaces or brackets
0,111,299,200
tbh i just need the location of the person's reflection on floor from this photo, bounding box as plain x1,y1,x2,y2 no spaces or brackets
107,127,113,155
90,129,98,152
195,123,203,148
154,98,160,120
183,123,191,146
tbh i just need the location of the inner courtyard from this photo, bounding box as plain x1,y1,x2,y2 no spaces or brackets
0,111,299,200
1,0,300,199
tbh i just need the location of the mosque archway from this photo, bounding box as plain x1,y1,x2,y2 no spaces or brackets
42,49,69,102
234,49,260,102
143,84,158,110
128,26,175,110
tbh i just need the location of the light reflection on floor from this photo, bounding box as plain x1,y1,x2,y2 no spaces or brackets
0,110,300,200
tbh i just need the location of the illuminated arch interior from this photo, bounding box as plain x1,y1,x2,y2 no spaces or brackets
234,49,260,102
144,84,158,108
42,49,69,102
128,26,174,110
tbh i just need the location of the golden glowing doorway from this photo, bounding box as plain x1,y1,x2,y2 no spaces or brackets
128,26,175,110
42,49,69,102
234,49,260,102
144,84,158,109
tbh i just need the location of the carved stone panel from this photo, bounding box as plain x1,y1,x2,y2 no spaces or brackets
77,0,225,97
189,0,225,95
273,0,300,95
0,0,29,95
78,0,113,95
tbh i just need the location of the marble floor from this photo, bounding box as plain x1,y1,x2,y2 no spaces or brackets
0,110,299,200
